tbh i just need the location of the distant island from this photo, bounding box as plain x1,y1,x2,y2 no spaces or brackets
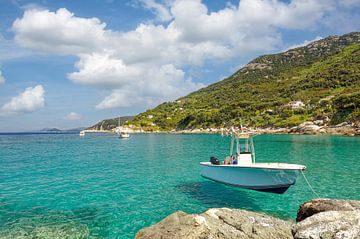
88,32,360,136
37,127,86,133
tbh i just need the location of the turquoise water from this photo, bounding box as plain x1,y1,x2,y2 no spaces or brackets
0,133,359,238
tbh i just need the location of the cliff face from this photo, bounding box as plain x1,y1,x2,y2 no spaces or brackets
135,198,360,239
127,32,360,131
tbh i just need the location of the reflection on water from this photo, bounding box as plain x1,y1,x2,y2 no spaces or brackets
177,181,261,212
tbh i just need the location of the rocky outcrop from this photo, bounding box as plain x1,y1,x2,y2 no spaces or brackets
291,198,360,239
286,121,359,136
136,199,360,239
293,210,360,239
135,208,293,239
296,198,360,222
289,122,323,134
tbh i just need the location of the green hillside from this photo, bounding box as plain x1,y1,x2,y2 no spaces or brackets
127,32,360,131
87,116,134,131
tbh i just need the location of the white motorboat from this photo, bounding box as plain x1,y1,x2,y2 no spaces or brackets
79,131,85,137
200,130,306,194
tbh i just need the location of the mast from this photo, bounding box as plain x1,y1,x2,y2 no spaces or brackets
230,135,234,156
236,136,240,154
250,137,256,163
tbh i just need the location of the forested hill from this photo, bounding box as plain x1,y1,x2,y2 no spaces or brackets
87,116,134,131
101,32,360,131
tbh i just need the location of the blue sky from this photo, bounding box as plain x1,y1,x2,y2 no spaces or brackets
0,0,359,131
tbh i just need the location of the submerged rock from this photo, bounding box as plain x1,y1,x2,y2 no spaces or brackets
135,208,293,239
0,209,91,239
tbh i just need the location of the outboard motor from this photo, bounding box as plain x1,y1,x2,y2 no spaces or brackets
210,156,220,165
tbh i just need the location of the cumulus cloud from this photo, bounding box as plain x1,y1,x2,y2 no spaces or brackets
0,71,5,85
64,112,83,121
12,8,108,55
10,0,360,109
1,85,45,115
139,0,173,22
95,64,204,109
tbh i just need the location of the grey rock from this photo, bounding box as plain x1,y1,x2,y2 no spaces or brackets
335,122,349,127
296,198,360,222
313,120,324,126
293,210,360,239
292,122,322,134
325,126,356,136
135,208,293,239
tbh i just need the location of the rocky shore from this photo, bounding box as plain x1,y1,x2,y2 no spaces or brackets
135,198,360,239
116,121,360,136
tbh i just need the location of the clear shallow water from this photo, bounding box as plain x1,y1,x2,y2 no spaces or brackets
0,133,359,238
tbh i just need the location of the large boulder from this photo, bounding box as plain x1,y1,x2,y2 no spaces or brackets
135,208,293,239
293,210,360,239
293,198,360,239
288,122,323,134
297,122,322,134
296,198,360,222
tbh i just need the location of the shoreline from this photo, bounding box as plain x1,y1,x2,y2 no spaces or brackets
89,123,360,136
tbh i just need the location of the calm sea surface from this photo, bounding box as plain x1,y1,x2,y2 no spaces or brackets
0,133,359,238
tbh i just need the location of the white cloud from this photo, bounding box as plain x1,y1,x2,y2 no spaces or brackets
10,1,360,109
95,64,204,109
139,0,173,22
0,71,5,85
64,112,83,121
68,53,142,88
12,8,108,55
1,85,45,115
286,36,324,50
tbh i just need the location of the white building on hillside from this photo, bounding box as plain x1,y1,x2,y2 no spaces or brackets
283,100,305,109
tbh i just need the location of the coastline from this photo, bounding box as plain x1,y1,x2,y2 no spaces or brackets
90,122,360,136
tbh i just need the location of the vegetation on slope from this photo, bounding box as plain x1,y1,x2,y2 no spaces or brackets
87,116,134,131
127,32,360,131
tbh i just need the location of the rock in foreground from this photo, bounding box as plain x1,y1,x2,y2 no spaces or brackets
136,198,360,239
293,210,360,239
296,198,360,222
135,208,293,239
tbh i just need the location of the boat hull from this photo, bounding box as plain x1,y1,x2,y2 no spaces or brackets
200,162,303,194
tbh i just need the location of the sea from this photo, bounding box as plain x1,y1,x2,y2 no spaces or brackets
0,133,359,238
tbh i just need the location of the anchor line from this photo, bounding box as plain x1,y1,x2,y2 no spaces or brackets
301,170,320,198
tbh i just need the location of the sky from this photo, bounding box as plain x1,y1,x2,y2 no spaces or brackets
0,0,359,132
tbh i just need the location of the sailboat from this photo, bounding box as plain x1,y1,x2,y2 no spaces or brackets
200,128,306,194
117,117,130,139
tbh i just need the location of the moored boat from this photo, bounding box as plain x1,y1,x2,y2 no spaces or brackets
119,131,130,138
200,129,306,194
116,116,130,139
